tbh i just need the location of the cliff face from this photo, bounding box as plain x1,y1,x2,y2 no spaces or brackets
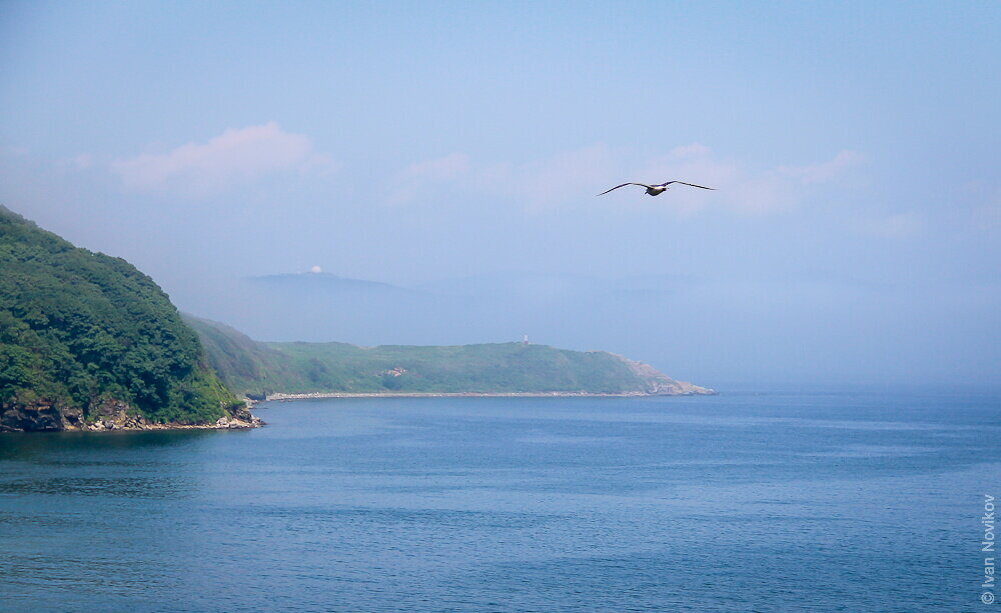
0,206,254,432
618,356,715,395
0,399,83,432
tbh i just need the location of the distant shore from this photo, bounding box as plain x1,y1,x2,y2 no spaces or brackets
256,389,712,404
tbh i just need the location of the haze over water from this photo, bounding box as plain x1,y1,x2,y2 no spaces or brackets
2,4,999,610
2,2,999,385
2,388,998,612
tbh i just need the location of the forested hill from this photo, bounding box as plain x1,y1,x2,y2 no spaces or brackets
0,204,710,432
185,315,713,398
0,206,246,431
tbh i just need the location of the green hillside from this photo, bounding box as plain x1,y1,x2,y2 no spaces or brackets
186,315,711,398
0,206,244,431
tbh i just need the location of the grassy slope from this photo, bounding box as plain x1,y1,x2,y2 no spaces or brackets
186,315,680,397
0,206,241,426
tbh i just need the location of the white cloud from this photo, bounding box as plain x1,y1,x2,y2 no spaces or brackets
857,212,925,238
387,153,471,205
386,145,619,209
511,145,617,210
730,174,800,215
386,145,865,216
112,122,336,195
630,144,739,215
780,150,865,185
56,153,95,171
628,146,862,215
401,153,471,180
667,143,712,160
0,145,29,157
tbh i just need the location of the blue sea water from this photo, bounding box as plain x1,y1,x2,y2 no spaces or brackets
1,387,999,612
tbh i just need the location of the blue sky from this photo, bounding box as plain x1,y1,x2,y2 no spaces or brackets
1,1,999,386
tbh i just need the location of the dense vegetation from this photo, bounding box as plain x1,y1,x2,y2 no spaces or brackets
186,315,682,397
0,206,241,427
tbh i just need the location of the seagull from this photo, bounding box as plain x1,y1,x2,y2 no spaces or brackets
597,181,715,197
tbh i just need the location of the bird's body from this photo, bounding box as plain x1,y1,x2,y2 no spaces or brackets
597,180,714,196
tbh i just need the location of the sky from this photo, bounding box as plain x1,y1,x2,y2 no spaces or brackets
1,1,999,387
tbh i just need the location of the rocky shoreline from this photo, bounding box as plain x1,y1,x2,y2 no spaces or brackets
0,400,263,433
82,410,263,432
3,386,714,433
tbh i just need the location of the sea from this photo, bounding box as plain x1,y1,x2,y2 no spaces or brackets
1,386,998,612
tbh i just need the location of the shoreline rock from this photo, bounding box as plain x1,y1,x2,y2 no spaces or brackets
0,400,263,433
82,412,264,432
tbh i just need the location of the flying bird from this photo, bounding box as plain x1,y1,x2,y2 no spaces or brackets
597,181,715,197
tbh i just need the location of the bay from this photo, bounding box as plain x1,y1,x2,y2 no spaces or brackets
1,387,998,612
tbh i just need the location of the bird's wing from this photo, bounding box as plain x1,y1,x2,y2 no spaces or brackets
660,181,715,190
596,183,651,196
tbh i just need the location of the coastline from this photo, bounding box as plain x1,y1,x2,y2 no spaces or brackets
4,386,714,433
258,388,716,403
78,413,264,432
0,403,263,433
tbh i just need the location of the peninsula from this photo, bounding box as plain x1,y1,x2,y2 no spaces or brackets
1,205,712,433
186,315,714,401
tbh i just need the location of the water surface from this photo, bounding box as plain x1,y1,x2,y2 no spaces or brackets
1,388,998,611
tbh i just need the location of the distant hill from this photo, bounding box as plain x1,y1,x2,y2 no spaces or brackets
245,272,411,294
0,204,711,434
185,315,713,399
192,270,702,372
0,206,252,432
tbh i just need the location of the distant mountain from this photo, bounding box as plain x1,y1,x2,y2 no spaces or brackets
180,316,308,396
186,315,714,399
246,272,411,294
203,270,701,357
0,206,255,432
